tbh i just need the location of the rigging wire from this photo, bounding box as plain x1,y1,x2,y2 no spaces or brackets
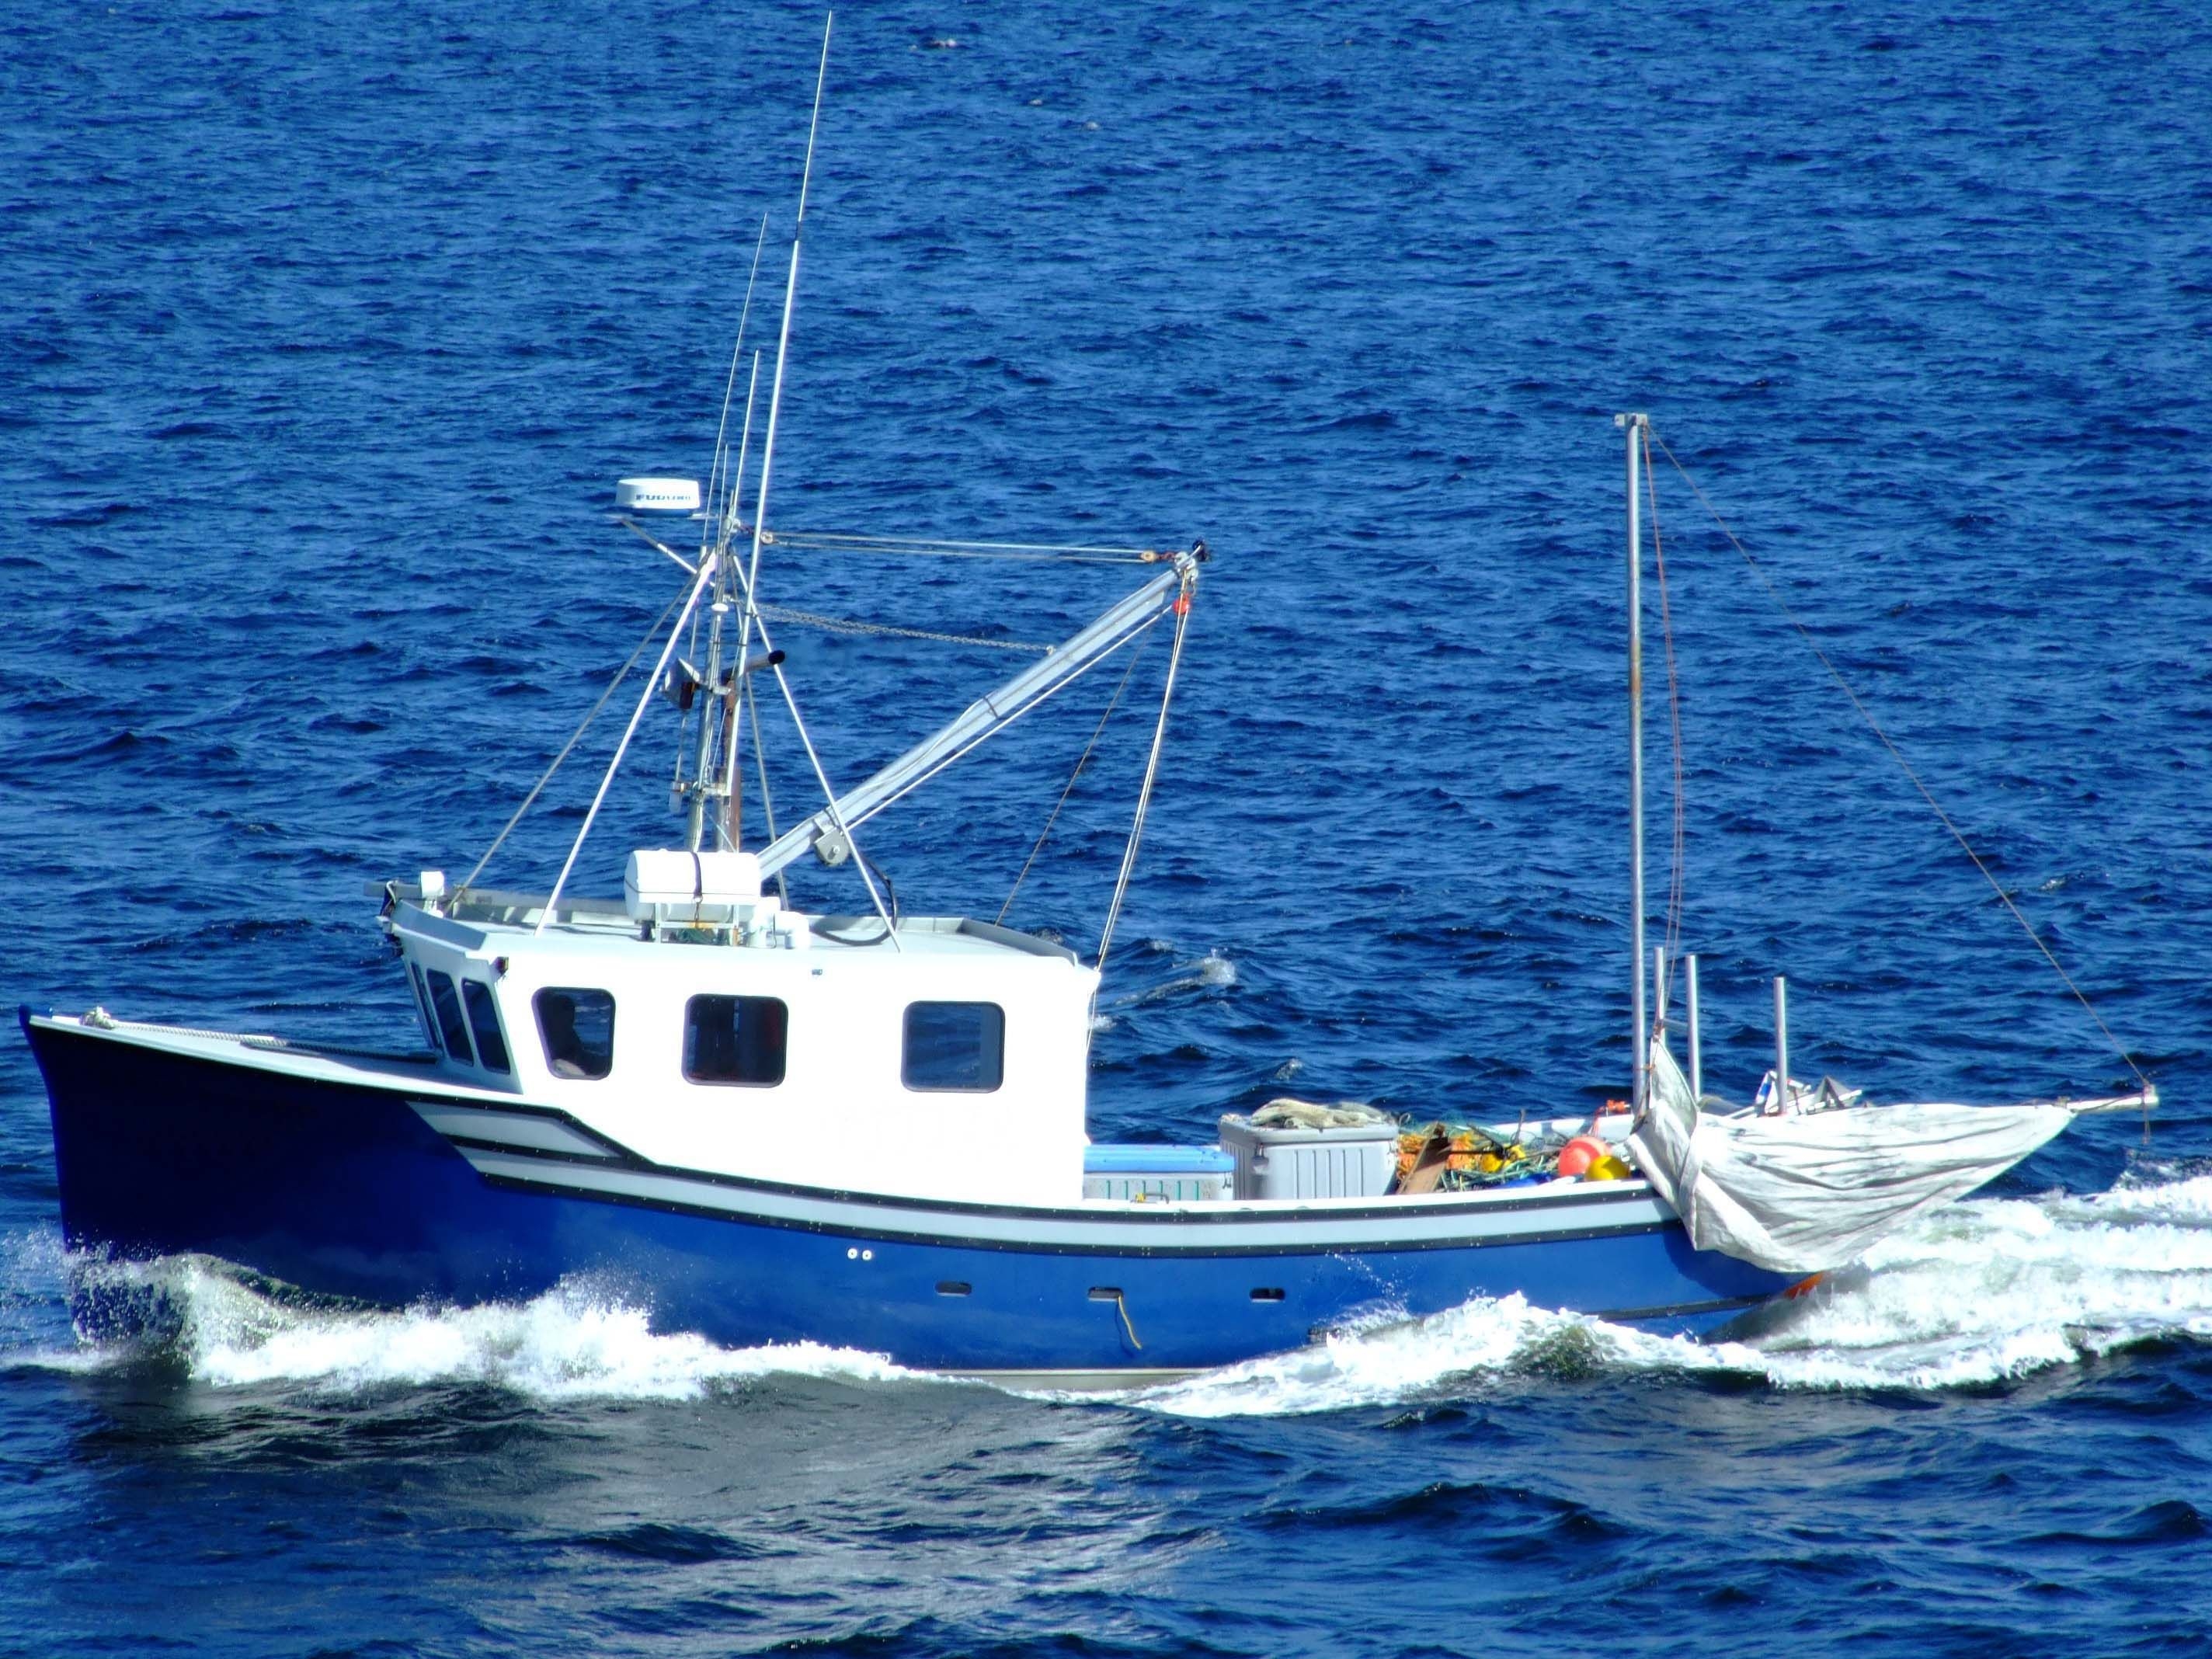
803,607,1176,854
761,529,1166,565
1096,578,1195,972
1642,428,1691,993
756,603,1052,654
460,590,686,892
1650,433,2150,1095
730,580,900,943
996,634,1153,925
538,546,728,931
735,671,790,907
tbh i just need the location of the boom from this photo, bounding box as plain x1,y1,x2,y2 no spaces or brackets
756,551,1201,877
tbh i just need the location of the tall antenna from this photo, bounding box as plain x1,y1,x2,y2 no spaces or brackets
1618,412,1650,1115
707,213,775,558
681,218,775,852
718,27,824,836
742,12,833,606
541,26,833,924
726,11,899,944
718,349,765,848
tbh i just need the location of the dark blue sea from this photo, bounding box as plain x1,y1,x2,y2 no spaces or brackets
5,2,2211,1653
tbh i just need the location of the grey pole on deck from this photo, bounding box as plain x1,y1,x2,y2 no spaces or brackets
1773,975,1790,1114
1619,412,1650,1115
1685,954,1703,1103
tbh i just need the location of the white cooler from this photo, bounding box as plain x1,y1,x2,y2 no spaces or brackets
1216,1115,1399,1200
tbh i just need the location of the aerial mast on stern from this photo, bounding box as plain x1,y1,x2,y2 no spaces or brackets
1618,410,1650,1117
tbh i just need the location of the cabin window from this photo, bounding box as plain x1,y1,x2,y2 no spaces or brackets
902,1001,1003,1093
461,980,512,1074
535,987,615,1080
426,970,476,1066
683,995,787,1087
407,963,440,1050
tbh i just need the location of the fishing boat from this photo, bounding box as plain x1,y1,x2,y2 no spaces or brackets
19,33,2151,1387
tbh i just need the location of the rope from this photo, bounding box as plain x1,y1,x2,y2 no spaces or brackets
996,634,1152,924
756,603,1051,654
1096,579,1195,972
1650,433,2150,1094
461,591,686,892
1111,1289,1143,1350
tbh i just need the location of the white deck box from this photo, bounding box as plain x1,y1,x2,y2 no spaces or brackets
1217,1115,1399,1201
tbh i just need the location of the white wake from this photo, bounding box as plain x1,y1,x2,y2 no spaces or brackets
1123,1168,2212,1416
5,1167,2207,1412
5,1245,925,1401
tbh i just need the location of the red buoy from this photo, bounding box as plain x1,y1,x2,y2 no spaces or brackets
1557,1135,1609,1178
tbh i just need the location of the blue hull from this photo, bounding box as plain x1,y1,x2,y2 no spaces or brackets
23,1012,1793,1374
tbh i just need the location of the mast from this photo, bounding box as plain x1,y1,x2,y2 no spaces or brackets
722,12,833,844
1618,411,1650,1115
684,537,733,851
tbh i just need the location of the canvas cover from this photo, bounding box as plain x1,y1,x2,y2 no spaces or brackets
1626,1039,2074,1274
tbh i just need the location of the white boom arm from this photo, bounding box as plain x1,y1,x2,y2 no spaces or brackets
756,551,1200,877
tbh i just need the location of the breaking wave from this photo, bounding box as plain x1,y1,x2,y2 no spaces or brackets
7,1248,927,1401
9,1170,2212,1410
1121,1171,2212,1415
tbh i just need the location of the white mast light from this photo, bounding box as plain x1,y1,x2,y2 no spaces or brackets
616,477,702,513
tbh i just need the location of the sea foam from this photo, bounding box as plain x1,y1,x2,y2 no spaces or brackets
12,1173,2212,1411
16,1250,923,1401
1119,1174,2212,1415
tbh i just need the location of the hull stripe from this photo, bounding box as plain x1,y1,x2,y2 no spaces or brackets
464,1148,1676,1257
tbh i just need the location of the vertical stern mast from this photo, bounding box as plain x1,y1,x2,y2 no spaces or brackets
1618,411,1650,1116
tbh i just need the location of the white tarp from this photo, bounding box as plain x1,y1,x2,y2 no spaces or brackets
1626,1039,2075,1275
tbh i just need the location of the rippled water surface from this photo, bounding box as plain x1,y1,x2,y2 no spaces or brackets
5,2,2211,1654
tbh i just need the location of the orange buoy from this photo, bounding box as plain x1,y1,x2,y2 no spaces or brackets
1556,1135,1609,1178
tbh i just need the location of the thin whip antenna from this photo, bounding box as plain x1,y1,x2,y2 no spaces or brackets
1651,433,2149,1093
718,350,766,843
728,352,763,547
728,13,830,843
742,14,831,597
711,216,774,554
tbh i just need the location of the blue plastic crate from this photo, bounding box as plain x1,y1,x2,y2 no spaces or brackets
1082,1143,1234,1202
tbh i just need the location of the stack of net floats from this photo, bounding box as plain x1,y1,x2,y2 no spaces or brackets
1392,1121,1634,1193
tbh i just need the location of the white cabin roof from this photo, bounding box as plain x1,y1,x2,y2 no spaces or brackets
381,882,1081,969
